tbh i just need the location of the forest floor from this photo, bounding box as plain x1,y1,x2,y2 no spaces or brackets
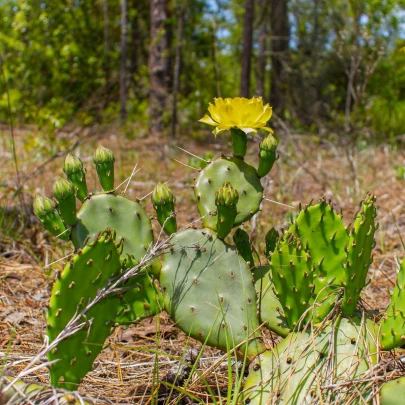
2,125,405,403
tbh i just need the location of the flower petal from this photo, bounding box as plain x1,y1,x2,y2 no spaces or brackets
199,114,218,126
261,126,274,133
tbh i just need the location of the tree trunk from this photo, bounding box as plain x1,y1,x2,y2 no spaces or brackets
256,0,267,97
130,0,139,84
171,5,185,138
120,0,127,123
240,0,254,97
103,0,110,83
149,0,168,137
270,0,289,115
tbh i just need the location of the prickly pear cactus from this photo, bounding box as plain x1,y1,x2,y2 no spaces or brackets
253,266,290,337
160,228,265,361
264,227,278,258
242,316,377,405
342,193,377,315
276,199,348,322
194,156,263,232
380,258,405,350
47,230,121,390
270,232,314,328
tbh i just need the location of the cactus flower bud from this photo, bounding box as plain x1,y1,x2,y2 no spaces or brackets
94,146,115,192
53,177,75,200
63,154,84,175
33,195,56,218
33,196,69,240
63,154,88,202
152,183,175,206
53,177,77,226
215,182,239,207
215,182,239,239
257,134,278,178
94,145,115,165
151,183,177,235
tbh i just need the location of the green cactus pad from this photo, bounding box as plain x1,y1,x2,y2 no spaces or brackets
380,258,405,350
242,315,377,405
270,232,314,328
194,157,263,231
47,230,121,389
161,228,265,361
114,272,163,325
231,128,248,157
71,193,154,263
288,199,348,321
342,193,377,315
380,377,405,405
253,266,290,337
233,228,255,268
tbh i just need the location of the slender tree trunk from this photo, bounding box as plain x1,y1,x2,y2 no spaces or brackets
240,0,254,97
149,0,168,137
120,0,127,123
212,19,221,97
270,0,289,115
130,0,139,84
256,1,267,97
103,0,110,83
171,5,185,138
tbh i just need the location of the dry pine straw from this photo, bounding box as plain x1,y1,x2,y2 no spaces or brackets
2,132,405,403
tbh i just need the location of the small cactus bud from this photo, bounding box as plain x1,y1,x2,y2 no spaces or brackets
52,178,77,226
151,183,177,235
33,196,69,240
34,196,56,218
257,134,278,178
94,145,115,165
53,177,75,200
259,134,278,152
63,154,88,201
94,146,115,191
152,183,175,206
63,154,84,175
215,182,239,208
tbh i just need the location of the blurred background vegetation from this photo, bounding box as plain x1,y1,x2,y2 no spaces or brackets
0,0,404,142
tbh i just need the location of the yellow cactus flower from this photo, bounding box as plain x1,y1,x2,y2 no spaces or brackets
199,97,273,136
